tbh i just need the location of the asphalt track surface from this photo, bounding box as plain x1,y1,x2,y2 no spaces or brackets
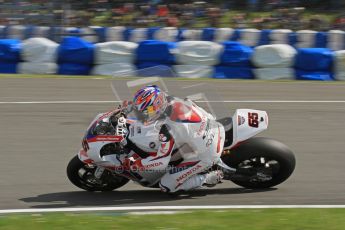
1,77,345,210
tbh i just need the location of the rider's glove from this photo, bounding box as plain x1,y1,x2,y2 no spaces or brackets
122,157,133,171
119,100,133,114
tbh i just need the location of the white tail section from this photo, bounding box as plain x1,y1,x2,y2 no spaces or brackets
228,109,268,149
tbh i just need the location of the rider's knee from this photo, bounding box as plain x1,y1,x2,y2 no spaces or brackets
159,175,177,193
159,181,173,193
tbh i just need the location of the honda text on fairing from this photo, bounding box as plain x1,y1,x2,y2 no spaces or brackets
67,98,296,192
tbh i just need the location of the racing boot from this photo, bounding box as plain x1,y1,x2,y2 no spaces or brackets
203,170,224,187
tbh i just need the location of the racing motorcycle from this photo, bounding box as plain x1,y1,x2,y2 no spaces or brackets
67,104,296,192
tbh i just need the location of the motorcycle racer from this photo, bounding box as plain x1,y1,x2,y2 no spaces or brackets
119,85,226,193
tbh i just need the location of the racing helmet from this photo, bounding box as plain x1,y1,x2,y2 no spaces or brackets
132,85,168,123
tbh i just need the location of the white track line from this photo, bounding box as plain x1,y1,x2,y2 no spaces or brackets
1,205,345,214
0,100,345,104
0,101,119,104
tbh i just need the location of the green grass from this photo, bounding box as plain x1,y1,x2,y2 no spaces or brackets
1,209,345,230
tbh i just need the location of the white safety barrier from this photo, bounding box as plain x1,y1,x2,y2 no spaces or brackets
173,65,213,78
270,29,292,44
64,27,79,34
251,44,296,68
328,30,345,51
130,28,148,43
106,26,126,41
154,27,178,42
94,41,138,65
180,29,202,41
296,30,317,48
334,50,345,80
0,25,5,35
32,26,50,38
253,67,295,80
22,37,58,63
81,27,98,43
17,62,58,74
239,28,261,47
175,41,223,65
214,28,234,43
91,63,136,76
7,25,26,40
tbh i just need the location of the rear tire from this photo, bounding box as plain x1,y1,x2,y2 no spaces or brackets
221,137,296,189
67,155,129,192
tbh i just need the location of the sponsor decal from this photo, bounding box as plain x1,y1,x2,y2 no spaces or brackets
137,126,142,134
176,164,202,183
82,138,89,151
201,120,215,147
88,135,123,143
169,161,199,174
202,119,211,140
144,161,163,169
160,142,170,154
206,133,215,147
238,115,246,126
150,139,174,161
96,136,122,142
197,116,208,136
149,142,156,149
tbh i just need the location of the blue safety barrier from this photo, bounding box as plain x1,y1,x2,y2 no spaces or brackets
219,42,253,67
230,29,241,41
147,27,160,40
0,33,343,80
0,62,17,73
213,66,254,79
58,63,92,75
257,29,272,46
136,40,176,64
176,28,186,41
295,69,334,81
57,36,94,65
93,27,107,43
288,32,298,47
295,48,333,71
314,32,328,48
123,28,133,41
136,62,172,70
201,28,216,41
0,39,21,62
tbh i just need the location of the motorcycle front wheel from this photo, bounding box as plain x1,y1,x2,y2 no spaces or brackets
221,137,296,189
67,155,129,192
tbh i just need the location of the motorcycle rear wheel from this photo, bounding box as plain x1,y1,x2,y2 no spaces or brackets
67,155,129,192
221,137,296,189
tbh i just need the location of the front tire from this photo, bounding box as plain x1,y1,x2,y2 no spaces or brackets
67,155,129,192
221,137,296,189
